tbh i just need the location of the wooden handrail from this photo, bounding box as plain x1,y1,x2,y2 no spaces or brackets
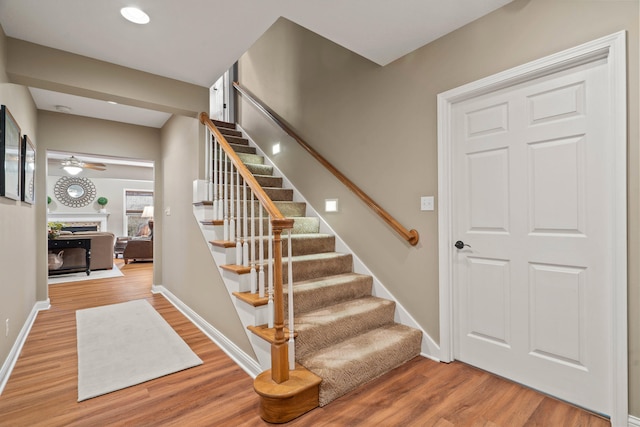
200,112,293,383
233,82,419,246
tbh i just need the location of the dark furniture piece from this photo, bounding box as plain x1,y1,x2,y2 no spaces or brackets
48,238,91,276
122,238,153,264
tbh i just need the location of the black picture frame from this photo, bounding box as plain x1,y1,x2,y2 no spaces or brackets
0,105,22,201
21,135,36,204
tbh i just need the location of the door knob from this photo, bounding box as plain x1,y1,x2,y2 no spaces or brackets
455,240,471,250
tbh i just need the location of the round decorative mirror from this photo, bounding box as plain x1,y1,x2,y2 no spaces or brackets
54,176,97,208
67,184,85,199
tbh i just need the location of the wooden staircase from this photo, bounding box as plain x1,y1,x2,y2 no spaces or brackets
205,119,422,423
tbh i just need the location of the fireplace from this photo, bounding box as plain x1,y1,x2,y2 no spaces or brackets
48,213,109,232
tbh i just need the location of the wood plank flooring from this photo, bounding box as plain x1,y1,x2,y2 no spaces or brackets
0,260,610,426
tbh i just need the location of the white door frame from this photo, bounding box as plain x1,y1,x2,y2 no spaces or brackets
437,32,627,424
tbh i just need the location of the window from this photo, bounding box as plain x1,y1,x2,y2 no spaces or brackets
124,190,154,237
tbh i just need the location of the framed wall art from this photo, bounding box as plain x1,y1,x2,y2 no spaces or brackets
21,135,36,204
0,105,22,201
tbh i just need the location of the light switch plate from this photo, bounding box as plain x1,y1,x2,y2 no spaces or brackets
420,196,434,211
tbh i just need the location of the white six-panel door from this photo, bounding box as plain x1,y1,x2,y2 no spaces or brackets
440,33,628,419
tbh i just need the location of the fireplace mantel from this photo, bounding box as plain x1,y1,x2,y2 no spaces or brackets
48,212,109,232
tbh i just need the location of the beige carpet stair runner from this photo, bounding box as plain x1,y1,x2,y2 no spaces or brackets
214,120,422,406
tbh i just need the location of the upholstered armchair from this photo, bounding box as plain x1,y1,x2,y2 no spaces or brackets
122,238,153,264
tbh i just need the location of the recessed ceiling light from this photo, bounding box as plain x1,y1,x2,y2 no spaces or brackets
55,105,72,113
107,101,118,105
120,7,150,25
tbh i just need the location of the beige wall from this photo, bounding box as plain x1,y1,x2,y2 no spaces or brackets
6,39,208,118
159,114,255,357
238,0,639,416
0,26,39,368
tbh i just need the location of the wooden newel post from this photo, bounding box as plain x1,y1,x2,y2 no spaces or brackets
270,219,294,383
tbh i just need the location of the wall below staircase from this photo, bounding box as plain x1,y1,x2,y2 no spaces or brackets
159,114,256,360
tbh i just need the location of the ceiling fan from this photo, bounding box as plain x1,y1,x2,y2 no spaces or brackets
61,155,106,175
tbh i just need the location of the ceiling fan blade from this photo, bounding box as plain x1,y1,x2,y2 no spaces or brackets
83,163,107,171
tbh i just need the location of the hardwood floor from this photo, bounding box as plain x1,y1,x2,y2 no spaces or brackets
0,261,610,426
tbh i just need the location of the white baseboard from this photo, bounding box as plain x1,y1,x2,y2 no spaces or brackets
0,299,50,395
151,285,262,378
629,415,640,427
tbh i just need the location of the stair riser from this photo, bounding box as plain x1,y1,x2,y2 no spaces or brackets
212,119,236,129
214,185,293,201
215,162,273,176
213,172,283,188
213,200,306,218
224,135,249,145
285,275,372,315
295,299,396,359
283,254,352,283
218,128,242,137
249,235,335,258
230,143,256,154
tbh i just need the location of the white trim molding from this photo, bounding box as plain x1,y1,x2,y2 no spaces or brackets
628,415,640,427
0,300,50,395
151,284,262,378
437,31,627,425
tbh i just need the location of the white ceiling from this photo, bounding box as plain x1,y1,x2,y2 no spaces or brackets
0,0,513,127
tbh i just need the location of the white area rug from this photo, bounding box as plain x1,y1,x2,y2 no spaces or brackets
48,264,124,285
76,299,203,401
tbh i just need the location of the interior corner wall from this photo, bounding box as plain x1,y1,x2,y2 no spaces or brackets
0,24,8,83
237,0,639,416
0,24,39,373
159,114,255,358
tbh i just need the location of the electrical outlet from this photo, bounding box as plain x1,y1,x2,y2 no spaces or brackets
5,319,9,337
420,196,434,211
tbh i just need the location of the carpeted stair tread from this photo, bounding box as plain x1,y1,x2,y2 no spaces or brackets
291,217,320,234
273,201,306,217
245,163,273,176
237,152,264,165
299,323,422,406
285,273,372,315
293,296,396,359
283,252,353,283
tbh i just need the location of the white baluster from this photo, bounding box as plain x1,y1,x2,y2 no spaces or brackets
206,128,213,201
242,180,249,267
258,203,265,298
212,137,218,218
268,219,274,328
229,160,235,243
249,188,257,294
235,169,242,265
287,229,295,370
223,152,229,241
217,145,223,221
